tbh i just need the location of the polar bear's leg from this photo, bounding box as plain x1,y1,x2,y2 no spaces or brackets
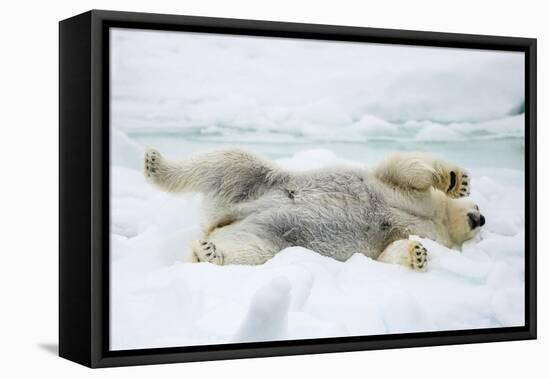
373,153,470,198
144,148,286,204
190,223,279,266
377,239,428,271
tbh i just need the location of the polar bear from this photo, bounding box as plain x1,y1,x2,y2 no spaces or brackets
144,149,485,271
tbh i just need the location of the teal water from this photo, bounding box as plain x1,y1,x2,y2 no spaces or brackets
128,131,525,188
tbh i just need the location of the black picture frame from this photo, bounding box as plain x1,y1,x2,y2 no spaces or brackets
59,9,537,368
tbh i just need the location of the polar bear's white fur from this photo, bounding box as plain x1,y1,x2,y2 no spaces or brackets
144,149,485,271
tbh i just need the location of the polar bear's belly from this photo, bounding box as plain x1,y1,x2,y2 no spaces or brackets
246,185,397,261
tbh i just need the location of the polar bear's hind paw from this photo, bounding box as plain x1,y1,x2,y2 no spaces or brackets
144,149,162,179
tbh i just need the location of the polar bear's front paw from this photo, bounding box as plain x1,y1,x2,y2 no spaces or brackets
407,240,428,271
144,149,163,180
193,240,224,265
444,169,470,198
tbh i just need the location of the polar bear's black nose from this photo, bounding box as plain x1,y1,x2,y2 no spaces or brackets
468,212,485,229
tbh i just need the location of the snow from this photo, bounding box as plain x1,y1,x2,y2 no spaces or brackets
109,28,525,350
111,28,524,142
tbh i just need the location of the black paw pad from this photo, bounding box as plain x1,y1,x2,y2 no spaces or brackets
447,171,457,192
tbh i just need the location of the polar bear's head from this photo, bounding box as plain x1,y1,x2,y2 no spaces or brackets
446,197,485,245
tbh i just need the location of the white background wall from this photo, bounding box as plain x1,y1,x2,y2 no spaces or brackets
0,0,546,376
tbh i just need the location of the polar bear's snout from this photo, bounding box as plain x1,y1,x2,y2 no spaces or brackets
467,212,486,229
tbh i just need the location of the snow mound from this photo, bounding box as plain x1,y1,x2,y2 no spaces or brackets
415,123,464,142
234,276,291,342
